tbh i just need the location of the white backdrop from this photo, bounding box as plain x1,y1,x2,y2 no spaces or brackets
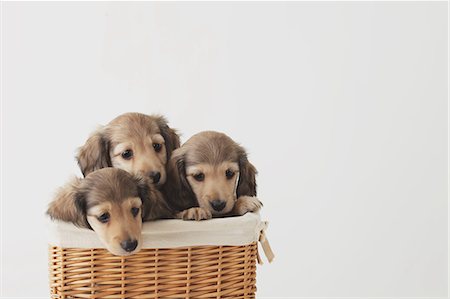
1,2,448,298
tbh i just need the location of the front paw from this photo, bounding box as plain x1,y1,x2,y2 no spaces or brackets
176,207,212,221
234,196,263,215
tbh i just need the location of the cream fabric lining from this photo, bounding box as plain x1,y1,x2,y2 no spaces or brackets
47,212,267,249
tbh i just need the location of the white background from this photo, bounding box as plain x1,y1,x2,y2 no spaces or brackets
1,2,448,298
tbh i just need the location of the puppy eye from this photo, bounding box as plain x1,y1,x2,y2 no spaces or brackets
193,173,205,182
131,207,140,217
97,213,110,223
153,143,162,152
121,149,133,160
225,169,235,179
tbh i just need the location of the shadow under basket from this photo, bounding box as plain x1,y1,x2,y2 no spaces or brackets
48,213,273,299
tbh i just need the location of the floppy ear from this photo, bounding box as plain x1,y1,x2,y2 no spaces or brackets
134,175,174,220
46,178,91,229
237,152,258,197
76,128,111,177
175,155,192,196
134,175,150,205
163,149,196,211
156,116,180,160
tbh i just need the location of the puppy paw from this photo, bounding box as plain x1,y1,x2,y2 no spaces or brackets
176,207,212,221
234,196,263,215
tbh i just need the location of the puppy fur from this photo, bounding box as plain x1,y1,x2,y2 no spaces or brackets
47,168,173,255
163,131,262,220
77,113,180,186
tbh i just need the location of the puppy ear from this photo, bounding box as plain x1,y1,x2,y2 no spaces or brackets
46,178,90,228
173,151,197,200
133,175,173,220
175,154,192,195
144,188,174,220
163,149,196,211
237,152,258,197
76,128,111,177
156,116,180,159
134,175,150,205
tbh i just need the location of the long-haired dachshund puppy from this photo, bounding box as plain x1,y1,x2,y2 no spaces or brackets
77,113,180,186
47,168,173,255
163,131,263,220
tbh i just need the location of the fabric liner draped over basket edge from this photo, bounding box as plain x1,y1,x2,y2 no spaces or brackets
47,212,274,262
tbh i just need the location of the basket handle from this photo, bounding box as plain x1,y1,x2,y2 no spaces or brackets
258,221,275,264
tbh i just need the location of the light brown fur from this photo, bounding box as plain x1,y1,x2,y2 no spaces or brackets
163,131,262,220
47,168,173,255
77,113,180,186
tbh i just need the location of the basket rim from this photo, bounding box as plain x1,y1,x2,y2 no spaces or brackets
47,212,266,249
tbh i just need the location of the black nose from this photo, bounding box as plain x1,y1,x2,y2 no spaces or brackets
210,199,226,212
149,171,161,184
120,239,138,252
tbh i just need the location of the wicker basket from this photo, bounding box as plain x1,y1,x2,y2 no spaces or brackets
48,213,273,299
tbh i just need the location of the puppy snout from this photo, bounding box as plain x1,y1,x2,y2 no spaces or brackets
148,171,161,184
120,239,138,252
210,199,226,212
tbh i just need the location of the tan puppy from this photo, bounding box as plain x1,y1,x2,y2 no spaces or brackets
163,131,262,220
77,113,180,186
47,168,173,255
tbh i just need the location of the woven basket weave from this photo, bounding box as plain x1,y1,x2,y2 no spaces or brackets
49,243,257,299
48,214,271,299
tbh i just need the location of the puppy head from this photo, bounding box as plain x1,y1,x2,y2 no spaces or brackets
77,113,180,186
171,131,257,216
47,168,153,256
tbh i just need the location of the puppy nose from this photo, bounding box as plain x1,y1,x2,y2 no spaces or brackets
120,239,138,252
148,171,161,184
210,199,226,212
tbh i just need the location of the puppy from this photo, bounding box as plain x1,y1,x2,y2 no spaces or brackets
77,113,180,186
163,131,262,220
47,168,173,255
